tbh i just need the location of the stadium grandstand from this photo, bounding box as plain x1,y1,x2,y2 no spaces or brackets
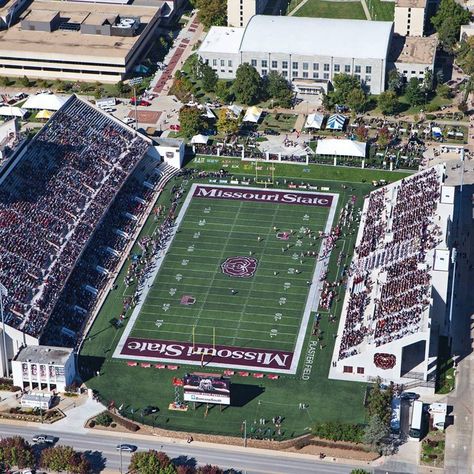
0,96,181,371
330,165,455,389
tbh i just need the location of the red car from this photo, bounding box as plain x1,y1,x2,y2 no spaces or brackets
170,124,181,131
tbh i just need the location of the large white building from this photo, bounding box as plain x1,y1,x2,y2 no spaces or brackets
329,165,454,389
12,345,76,392
198,15,394,94
227,0,269,28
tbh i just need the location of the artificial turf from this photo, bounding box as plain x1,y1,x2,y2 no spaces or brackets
78,158,412,439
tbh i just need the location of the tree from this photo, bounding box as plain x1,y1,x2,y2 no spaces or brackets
0,437,35,470
179,106,207,137
199,62,218,92
436,83,451,99
233,63,262,105
405,78,425,106
129,450,173,474
431,0,470,51
347,88,367,113
19,76,31,87
363,415,389,451
350,470,371,474
378,90,399,115
354,125,368,142
366,382,392,425
263,71,293,108
197,466,224,474
216,109,239,136
194,0,226,29
422,69,434,93
40,445,90,474
0,77,10,87
332,74,362,104
215,81,233,103
95,412,113,426
387,69,403,95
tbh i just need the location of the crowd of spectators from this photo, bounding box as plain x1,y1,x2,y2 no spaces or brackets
0,97,150,338
338,167,443,360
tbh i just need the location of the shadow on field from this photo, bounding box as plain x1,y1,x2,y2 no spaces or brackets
231,384,264,407
78,355,106,382
172,455,197,470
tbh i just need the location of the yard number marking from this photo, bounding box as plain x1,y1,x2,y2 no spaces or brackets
204,207,211,214
270,329,278,338
187,245,195,253
303,214,309,221
274,312,282,321
193,232,200,239
162,303,170,312
175,273,183,281
284,282,291,290
279,297,287,306
155,319,163,328
169,288,177,296
288,268,295,275
181,259,189,266
199,219,206,226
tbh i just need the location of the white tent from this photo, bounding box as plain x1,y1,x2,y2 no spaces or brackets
243,106,262,123
326,114,346,131
227,104,243,118
316,139,366,158
304,113,324,129
191,134,209,144
0,106,27,118
201,106,216,120
23,93,68,111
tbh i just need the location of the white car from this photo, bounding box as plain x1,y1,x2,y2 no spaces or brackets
123,117,135,124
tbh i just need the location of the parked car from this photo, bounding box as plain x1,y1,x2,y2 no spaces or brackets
32,434,55,444
143,406,159,415
139,100,151,107
264,128,279,136
116,444,137,452
400,392,420,400
123,117,135,124
170,124,181,131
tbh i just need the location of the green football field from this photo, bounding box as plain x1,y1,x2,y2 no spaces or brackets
116,185,335,372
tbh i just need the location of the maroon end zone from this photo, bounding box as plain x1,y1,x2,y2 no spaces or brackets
193,185,333,207
121,337,294,371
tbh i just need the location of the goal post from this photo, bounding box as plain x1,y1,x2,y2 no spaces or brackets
254,160,275,187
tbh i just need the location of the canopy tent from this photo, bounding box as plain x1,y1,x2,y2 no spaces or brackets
36,109,54,120
201,106,216,120
316,139,366,158
227,104,243,118
304,113,325,129
431,126,442,137
0,106,27,118
326,114,346,131
191,134,209,144
243,106,263,123
23,93,68,111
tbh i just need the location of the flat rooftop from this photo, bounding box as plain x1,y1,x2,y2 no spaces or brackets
14,345,73,365
395,0,426,8
0,0,164,63
199,26,245,55
390,35,437,64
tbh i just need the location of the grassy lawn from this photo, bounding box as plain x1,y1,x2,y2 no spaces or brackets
258,113,298,133
293,0,366,19
366,0,394,20
397,93,453,116
436,336,455,394
421,431,445,467
79,157,411,439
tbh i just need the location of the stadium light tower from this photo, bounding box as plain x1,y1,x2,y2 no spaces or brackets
0,282,8,378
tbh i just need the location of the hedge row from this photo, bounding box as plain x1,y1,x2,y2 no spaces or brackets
108,411,140,432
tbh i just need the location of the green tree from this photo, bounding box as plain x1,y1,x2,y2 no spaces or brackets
0,437,35,470
40,445,90,474
347,88,367,113
0,77,10,87
363,415,389,451
387,69,403,94
19,76,30,87
95,412,113,426
199,62,218,92
331,74,362,105
405,78,425,106
263,71,293,108
216,108,239,136
129,450,173,474
366,382,392,425
233,63,262,105
350,470,371,474
179,106,207,137
436,83,451,99
422,69,434,93
431,0,470,51
215,80,233,102
378,90,399,115
194,0,226,28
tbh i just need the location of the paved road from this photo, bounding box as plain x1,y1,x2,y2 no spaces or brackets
0,423,370,473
